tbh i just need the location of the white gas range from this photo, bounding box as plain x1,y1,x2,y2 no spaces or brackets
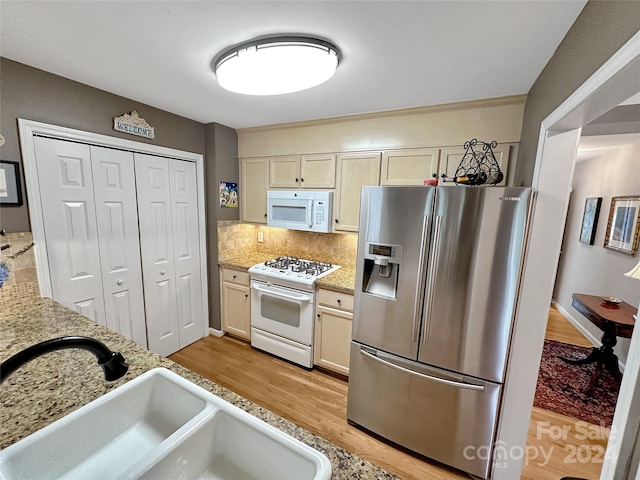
248,256,341,368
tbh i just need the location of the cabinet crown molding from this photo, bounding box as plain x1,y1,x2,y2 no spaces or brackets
238,95,527,134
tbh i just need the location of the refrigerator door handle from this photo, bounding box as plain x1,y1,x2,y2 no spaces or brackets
360,349,485,391
412,215,430,342
421,215,442,346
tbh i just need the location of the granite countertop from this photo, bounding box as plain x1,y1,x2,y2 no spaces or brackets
316,266,356,294
219,251,280,271
220,254,356,294
0,297,393,479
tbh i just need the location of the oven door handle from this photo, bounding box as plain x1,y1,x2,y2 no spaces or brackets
252,284,312,303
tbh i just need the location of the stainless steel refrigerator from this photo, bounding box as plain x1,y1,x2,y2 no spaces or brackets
347,185,532,479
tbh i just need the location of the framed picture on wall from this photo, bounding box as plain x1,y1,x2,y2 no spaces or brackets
604,195,640,255
579,197,602,245
0,160,23,206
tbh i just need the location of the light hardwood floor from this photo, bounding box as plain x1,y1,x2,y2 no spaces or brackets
169,306,609,480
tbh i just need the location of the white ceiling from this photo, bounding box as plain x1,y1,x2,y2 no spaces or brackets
576,133,640,162
0,1,587,129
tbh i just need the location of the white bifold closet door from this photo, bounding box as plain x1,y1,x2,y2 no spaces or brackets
134,153,203,356
91,146,147,347
33,137,147,347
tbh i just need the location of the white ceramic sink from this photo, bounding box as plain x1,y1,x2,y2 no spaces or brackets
0,368,332,480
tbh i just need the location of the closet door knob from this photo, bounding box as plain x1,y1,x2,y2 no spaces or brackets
160,270,166,276
116,279,124,286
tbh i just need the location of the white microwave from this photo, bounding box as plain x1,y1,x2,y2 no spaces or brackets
267,190,333,233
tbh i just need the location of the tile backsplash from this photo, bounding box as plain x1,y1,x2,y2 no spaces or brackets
0,232,40,306
218,221,358,267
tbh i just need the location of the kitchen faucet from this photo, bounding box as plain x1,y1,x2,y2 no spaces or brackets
0,336,129,383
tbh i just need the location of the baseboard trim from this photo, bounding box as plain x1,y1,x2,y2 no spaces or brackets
209,328,225,338
552,300,600,346
551,299,626,372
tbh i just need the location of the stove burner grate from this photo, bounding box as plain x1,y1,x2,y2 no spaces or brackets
263,256,333,276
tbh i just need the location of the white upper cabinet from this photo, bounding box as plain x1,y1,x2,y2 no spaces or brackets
240,157,269,224
380,148,440,185
240,144,513,232
269,155,300,188
269,154,336,189
334,152,381,233
300,154,336,189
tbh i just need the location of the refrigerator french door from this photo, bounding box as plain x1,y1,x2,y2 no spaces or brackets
347,186,532,479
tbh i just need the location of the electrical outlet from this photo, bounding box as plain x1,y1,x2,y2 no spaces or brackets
258,231,264,243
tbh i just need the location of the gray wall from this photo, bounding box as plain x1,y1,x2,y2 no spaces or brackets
0,57,206,231
553,141,640,364
514,1,640,187
1,58,241,330
205,122,239,330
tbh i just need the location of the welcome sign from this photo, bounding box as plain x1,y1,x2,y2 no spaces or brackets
113,110,155,139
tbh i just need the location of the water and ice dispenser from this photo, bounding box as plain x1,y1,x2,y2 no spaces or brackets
361,242,401,300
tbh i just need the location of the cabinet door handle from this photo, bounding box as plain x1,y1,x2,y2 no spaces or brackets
245,294,248,298
233,275,236,279
264,213,267,218
295,177,299,182
335,219,339,223
317,313,320,318
300,178,304,182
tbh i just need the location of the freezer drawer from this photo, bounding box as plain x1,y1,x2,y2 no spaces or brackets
347,342,501,479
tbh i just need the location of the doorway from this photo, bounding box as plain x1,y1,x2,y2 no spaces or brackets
492,31,640,480
523,120,640,479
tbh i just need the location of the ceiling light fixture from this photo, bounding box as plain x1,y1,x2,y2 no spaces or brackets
214,36,340,96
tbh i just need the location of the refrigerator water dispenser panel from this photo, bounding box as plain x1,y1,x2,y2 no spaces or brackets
362,243,401,300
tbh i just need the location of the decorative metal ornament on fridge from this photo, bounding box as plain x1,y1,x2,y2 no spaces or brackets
453,138,504,186
347,185,532,479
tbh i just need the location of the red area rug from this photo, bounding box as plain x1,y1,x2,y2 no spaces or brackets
533,339,619,427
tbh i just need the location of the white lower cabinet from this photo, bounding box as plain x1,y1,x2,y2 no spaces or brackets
314,288,354,375
32,136,205,357
220,267,251,340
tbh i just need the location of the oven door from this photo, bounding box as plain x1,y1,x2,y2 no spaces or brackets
250,280,314,345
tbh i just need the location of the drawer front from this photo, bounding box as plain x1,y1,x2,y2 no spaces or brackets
347,342,501,479
222,267,250,286
317,288,354,311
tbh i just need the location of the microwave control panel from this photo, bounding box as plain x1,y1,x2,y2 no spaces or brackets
314,201,327,225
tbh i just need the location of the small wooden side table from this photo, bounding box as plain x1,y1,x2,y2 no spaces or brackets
560,293,636,394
